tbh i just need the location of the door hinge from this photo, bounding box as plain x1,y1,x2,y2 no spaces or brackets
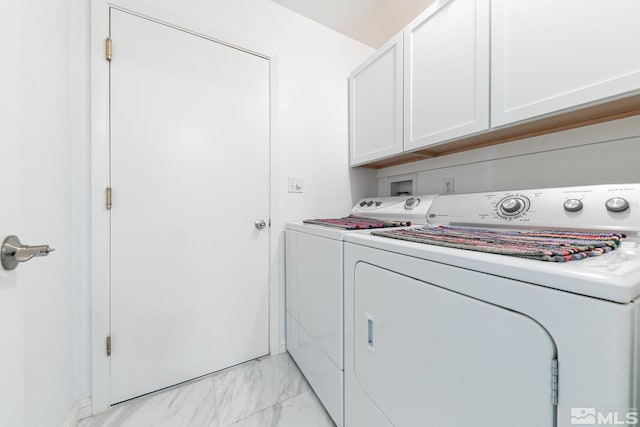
106,37,112,62
551,358,559,406
106,336,112,357
106,187,112,210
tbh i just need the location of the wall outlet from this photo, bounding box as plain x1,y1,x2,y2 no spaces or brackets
288,177,304,193
442,177,455,194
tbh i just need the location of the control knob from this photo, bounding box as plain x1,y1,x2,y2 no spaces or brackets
499,197,525,215
563,199,583,212
359,201,367,207
366,201,374,207
605,197,629,212
404,197,420,210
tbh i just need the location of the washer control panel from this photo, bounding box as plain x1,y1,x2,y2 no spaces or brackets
352,195,436,225
427,183,640,233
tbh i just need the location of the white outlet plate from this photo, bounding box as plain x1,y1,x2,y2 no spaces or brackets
443,177,455,194
288,177,304,193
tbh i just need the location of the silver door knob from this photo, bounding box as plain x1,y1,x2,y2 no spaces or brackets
254,219,267,230
1,235,55,271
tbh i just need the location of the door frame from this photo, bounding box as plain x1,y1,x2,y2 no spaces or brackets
90,1,281,413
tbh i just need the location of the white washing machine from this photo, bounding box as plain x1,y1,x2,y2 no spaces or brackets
286,195,436,427
344,184,640,427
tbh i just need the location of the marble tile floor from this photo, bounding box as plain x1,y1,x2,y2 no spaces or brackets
78,353,336,427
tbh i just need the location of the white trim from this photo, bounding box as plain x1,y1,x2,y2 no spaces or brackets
268,54,283,357
106,5,269,60
90,0,111,414
107,0,276,57
278,337,288,355
90,0,282,414
62,398,93,427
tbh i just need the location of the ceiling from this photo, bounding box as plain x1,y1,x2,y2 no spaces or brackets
270,0,436,48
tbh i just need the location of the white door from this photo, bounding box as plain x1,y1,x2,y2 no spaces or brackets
0,0,25,423
109,10,270,403
404,0,490,150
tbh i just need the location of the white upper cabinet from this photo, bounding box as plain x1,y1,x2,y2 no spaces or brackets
350,0,640,166
404,0,490,151
492,0,640,127
350,33,404,166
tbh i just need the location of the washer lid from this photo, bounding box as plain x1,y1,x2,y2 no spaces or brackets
286,221,354,240
286,194,437,239
287,221,424,241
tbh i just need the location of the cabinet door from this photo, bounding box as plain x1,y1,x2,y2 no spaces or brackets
404,0,490,151
492,0,640,127
350,33,403,166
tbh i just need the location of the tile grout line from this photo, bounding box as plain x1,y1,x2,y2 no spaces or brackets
222,391,304,427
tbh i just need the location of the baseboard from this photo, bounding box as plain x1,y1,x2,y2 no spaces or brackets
62,398,92,427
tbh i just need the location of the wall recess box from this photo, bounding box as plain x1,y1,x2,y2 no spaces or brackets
443,177,455,194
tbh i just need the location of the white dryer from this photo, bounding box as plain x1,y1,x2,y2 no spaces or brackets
286,195,436,427
344,184,640,427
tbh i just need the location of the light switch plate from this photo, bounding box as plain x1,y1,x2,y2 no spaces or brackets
288,177,304,193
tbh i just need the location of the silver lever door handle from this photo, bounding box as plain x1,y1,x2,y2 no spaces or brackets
1,235,55,271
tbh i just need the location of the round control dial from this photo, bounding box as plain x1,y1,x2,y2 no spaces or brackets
563,199,583,212
500,197,525,215
404,197,420,210
605,197,629,212
496,195,530,218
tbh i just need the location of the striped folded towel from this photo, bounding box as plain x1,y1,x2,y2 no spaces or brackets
303,215,411,230
371,226,625,262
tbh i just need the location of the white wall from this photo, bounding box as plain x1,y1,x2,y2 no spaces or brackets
20,0,78,425
0,1,25,425
83,0,376,403
71,0,93,401
377,116,640,196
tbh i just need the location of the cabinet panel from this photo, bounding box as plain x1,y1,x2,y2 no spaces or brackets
404,0,490,151
350,34,403,166
492,0,640,127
